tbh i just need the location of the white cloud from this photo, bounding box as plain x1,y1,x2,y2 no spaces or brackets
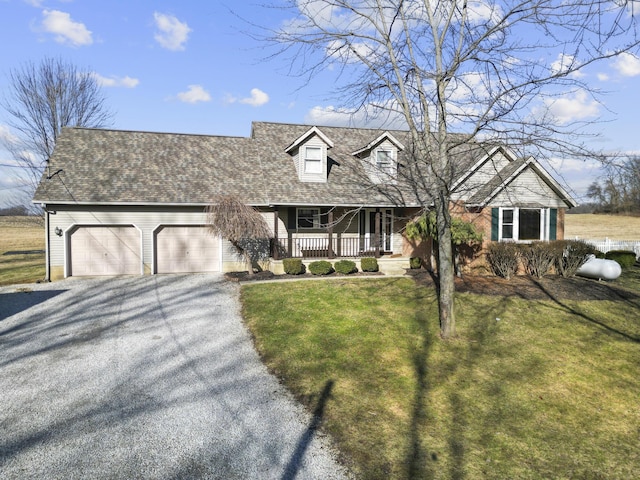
304,104,407,130
41,9,92,47
153,12,191,51
612,52,640,77
550,53,584,78
240,88,270,107
177,85,211,104
465,1,503,24
225,88,270,107
0,124,19,146
544,90,600,124
93,74,139,88
597,72,609,82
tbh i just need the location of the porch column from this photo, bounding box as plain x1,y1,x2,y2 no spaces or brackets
272,208,279,260
374,209,381,258
328,210,335,259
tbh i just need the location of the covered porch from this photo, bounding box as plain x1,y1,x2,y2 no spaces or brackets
267,206,400,260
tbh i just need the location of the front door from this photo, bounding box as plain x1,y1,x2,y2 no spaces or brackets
364,209,393,252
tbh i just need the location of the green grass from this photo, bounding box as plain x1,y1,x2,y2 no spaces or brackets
241,276,640,479
0,216,45,286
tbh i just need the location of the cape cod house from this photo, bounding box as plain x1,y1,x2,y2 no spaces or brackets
33,121,577,280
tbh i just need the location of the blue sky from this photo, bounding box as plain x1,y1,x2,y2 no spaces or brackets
1,0,640,208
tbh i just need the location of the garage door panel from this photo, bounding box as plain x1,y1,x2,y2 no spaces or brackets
156,226,220,273
71,227,141,276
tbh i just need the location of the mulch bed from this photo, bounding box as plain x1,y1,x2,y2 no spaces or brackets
408,270,638,301
227,269,638,302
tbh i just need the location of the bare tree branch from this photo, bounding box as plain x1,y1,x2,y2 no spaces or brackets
1,57,113,210
265,0,639,338
206,195,273,275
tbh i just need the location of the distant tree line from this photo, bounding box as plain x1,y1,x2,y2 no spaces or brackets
587,157,640,215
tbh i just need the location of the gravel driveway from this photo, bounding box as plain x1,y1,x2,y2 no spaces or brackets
0,275,350,479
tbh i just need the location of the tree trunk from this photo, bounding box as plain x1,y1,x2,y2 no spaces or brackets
243,250,254,276
434,194,455,338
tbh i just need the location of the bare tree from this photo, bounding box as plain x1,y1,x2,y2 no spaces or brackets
1,57,113,207
587,156,640,214
206,195,273,276
267,0,639,338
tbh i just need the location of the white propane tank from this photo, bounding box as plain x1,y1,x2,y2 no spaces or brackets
576,254,622,281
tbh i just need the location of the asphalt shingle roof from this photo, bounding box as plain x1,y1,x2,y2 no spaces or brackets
33,121,573,208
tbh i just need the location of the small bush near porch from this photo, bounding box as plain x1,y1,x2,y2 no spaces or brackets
241,276,640,479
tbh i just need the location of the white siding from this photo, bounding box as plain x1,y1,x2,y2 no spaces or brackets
363,139,398,184
296,134,328,183
46,207,237,276
490,168,568,208
454,151,511,201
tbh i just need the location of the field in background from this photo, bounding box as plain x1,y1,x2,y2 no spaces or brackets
565,213,640,240
0,216,45,285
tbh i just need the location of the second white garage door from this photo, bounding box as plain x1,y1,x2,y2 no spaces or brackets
156,226,220,273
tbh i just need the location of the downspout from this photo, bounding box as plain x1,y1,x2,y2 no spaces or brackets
44,205,51,282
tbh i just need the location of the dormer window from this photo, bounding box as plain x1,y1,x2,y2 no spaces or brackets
376,149,393,175
285,126,334,183
353,132,404,184
304,146,323,173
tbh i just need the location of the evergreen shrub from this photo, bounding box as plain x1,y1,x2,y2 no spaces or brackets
334,260,358,274
605,250,637,269
308,260,334,275
283,258,305,275
360,257,379,272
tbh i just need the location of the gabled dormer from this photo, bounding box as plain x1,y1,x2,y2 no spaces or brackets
352,131,404,184
285,126,334,183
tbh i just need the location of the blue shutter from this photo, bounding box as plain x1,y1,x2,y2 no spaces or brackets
491,208,499,241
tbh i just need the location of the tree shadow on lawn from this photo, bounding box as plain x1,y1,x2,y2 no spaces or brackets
403,272,639,479
529,278,640,343
403,279,547,479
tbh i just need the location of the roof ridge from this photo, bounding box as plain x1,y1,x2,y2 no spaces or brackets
63,126,248,140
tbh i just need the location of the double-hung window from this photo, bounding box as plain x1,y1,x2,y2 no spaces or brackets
304,146,323,173
376,150,393,175
497,207,548,241
297,208,320,229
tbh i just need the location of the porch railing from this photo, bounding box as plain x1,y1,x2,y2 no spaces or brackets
272,235,384,259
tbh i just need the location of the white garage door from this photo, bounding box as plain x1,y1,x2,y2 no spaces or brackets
156,226,220,273
70,226,141,276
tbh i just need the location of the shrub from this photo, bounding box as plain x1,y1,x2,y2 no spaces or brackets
550,240,599,277
334,260,358,274
283,258,305,275
308,260,334,275
487,242,520,279
605,250,637,269
410,257,423,269
520,242,555,278
360,257,379,272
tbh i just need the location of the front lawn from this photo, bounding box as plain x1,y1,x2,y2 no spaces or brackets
241,275,640,479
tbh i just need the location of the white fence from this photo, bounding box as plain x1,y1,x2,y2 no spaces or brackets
572,237,640,259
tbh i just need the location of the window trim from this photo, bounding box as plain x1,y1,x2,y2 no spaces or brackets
303,146,323,174
296,207,321,229
498,207,548,242
376,149,392,168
